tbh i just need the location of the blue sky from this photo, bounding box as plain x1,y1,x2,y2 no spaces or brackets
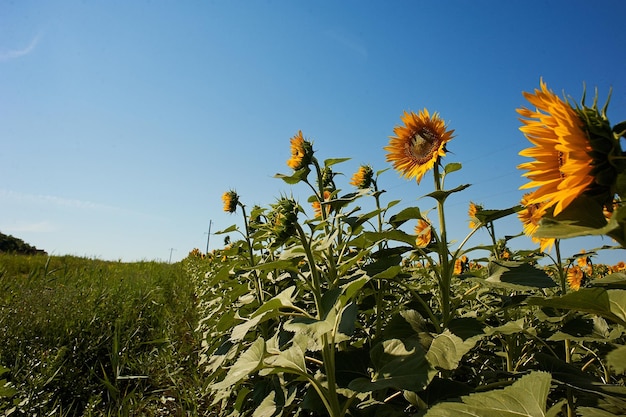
2,1,626,264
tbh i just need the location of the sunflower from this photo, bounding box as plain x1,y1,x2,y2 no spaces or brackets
454,255,469,275
415,218,433,248
567,265,584,291
576,250,593,273
518,193,555,252
287,130,314,171
611,261,626,273
385,109,454,184
603,198,621,221
350,165,374,189
222,190,239,213
312,190,332,218
468,202,483,229
517,80,617,216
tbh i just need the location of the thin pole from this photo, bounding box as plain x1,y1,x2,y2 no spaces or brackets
205,220,212,255
169,248,176,263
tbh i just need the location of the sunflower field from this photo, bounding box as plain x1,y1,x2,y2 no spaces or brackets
185,80,626,417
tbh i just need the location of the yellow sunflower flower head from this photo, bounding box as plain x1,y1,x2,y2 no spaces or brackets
222,190,239,213
574,92,624,200
576,249,593,273
312,190,332,218
287,130,314,171
517,80,622,217
518,193,555,253
188,248,204,258
454,255,469,275
611,261,626,273
385,109,454,184
567,265,585,291
468,201,484,229
350,165,374,189
415,218,433,248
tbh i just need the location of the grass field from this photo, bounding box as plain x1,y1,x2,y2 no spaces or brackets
0,253,206,416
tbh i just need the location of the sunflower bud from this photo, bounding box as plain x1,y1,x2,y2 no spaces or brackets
321,166,336,190
350,165,374,189
222,190,239,213
269,197,299,245
248,205,265,234
287,131,314,171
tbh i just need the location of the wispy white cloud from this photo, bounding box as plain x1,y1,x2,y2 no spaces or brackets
0,189,123,212
0,34,41,62
3,221,57,233
0,189,165,221
323,29,368,59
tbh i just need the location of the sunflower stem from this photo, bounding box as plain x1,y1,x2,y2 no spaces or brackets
295,222,323,314
239,202,264,304
373,178,387,338
394,278,441,333
555,240,566,295
433,162,452,328
312,158,339,287
554,239,575,416
296,220,342,417
565,338,575,417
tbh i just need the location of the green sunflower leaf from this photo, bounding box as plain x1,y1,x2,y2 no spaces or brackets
479,261,557,290
250,286,298,318
426,330,477,371
426,184,471,204
252,391,278,417
353,230,418,247
274,167,310,184
215,224,238,234
612,120,626,138
606,344,626,375
474,205,522,224
527,288,626,327
323,157,351,167
534,195,615,239
212,337,265,390
424,371,552,417
590,272,626,289
577,407,622,417
389,206,423,228
349,338,436,393
444,162,462,175
616,170,626,201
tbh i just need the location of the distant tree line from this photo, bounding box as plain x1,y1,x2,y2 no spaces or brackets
0,232,47,255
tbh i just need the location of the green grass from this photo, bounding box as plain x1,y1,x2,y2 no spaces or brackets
0,254,206,416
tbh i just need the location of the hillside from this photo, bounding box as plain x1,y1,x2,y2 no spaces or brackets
0,232,47,255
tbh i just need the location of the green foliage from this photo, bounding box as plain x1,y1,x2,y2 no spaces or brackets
424,371,552,417
0,254,202,416
193,141,626,417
